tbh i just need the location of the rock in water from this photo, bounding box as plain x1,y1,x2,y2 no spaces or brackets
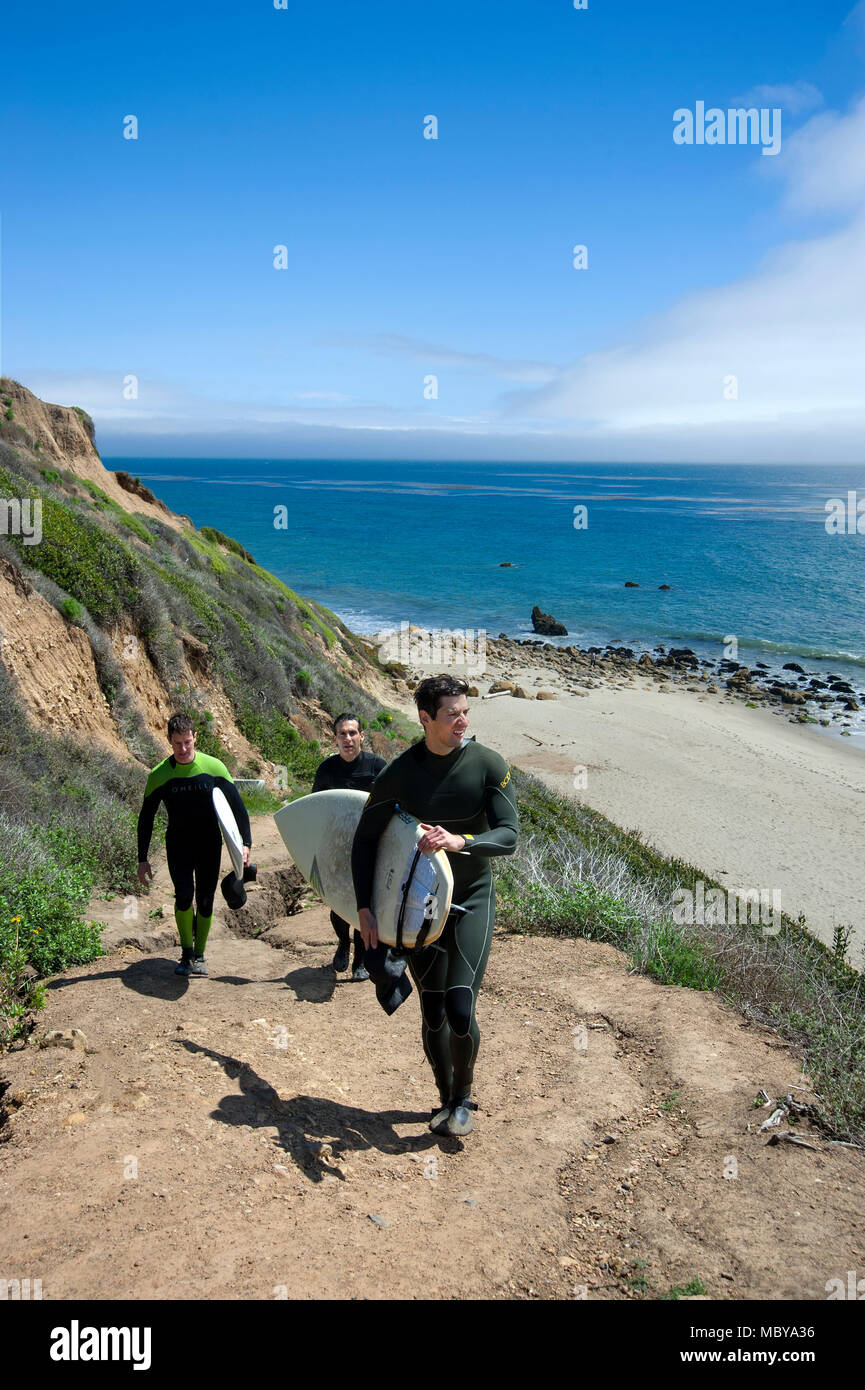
531,605,567,636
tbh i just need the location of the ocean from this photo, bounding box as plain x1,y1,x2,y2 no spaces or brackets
106,457,865,704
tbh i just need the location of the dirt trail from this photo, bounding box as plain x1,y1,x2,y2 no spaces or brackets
1,815,863,1301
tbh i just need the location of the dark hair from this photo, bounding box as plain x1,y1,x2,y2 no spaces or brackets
333,712,362,733
414,675,468,721
168,712,196,738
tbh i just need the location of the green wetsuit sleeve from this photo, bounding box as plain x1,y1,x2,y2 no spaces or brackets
461,754,519,858
350,764,403,913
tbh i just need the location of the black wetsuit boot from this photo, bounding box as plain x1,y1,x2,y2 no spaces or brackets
350,929,368,981
331,912,351,972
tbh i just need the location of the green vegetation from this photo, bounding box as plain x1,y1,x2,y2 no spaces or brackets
661,1277,707,1300
185,528,229,573
200,525,257,566
59,596,85,623
496,767,865,1141
247,563,338,648
237,785,284,817
0,924,44,1047
234,704,322,787
80,479,152,544
0,462,144,627
0,860,102,979
371,708,417,743
0,655,155,1042
626,1259,651,1296
40,467,61,483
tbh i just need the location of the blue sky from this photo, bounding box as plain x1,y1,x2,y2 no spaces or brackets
2,0,864,460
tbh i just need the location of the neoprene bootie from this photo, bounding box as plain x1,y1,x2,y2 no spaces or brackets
175,947,194,976
429,1104,450,1134
429,1077,455,1134
446,1096,478,1138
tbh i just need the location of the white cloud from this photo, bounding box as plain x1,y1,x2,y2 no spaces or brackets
324,331,558,384
843,0,865,37
737,81,823,115
773,92,865,211
504,94,865,456
15,367,503,443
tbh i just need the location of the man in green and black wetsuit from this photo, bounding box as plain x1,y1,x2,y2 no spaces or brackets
137,713,252,977
312,712,385,981
352,675,518,1138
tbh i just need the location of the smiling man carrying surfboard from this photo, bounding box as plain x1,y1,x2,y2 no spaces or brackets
352,675,518,1137
137,713,251,977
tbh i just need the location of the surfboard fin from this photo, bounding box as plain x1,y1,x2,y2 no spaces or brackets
309,854,325,899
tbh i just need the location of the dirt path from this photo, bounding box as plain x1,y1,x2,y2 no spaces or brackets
1,815,863,1301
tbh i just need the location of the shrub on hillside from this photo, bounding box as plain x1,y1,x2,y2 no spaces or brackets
0,464,142,627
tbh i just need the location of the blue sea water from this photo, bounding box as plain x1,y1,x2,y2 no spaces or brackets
106,458,865,692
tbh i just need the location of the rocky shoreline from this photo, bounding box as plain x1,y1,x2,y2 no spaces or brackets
477,635,865,735
371,619,865,738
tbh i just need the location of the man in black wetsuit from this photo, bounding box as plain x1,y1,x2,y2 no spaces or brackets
352,676,518,1138
312,713,385,981
137,712,251,977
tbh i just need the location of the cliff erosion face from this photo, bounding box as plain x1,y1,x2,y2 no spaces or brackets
0,554,119,751
0,380,184,532
0,379,401,778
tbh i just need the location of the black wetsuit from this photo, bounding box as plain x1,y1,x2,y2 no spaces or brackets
312,749,386,969
351,739,518,1104
137,752,251,953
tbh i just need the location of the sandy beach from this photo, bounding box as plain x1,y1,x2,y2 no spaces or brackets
389,645,865,961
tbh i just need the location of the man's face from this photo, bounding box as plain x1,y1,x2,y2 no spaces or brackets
170,729,197,763
335,720,363,761
423,694,469,750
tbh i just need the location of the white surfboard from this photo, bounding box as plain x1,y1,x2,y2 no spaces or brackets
273,789,453,948
213,787,245,879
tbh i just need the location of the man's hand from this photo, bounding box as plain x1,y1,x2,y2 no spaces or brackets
358,907,379,951
418,823,466,855
137,861,154,886
243,846,251,867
